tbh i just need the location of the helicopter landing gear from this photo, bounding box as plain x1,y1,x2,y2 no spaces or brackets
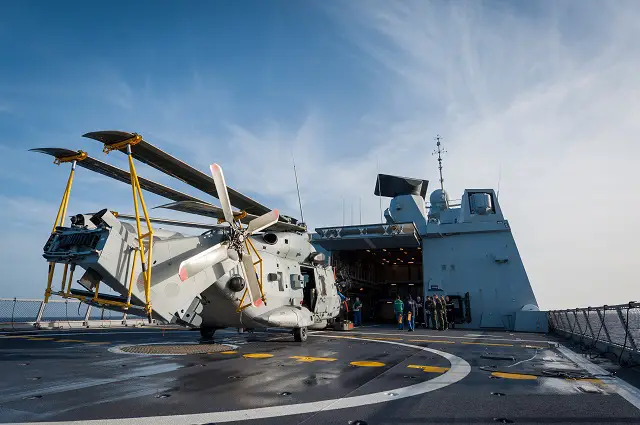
293,326,308,342
200,326,216,340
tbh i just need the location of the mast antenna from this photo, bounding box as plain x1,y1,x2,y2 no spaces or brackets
290,150,305,224
432,134,447,191
377,156,383,222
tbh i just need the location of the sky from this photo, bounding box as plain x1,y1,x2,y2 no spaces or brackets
0,0,638,310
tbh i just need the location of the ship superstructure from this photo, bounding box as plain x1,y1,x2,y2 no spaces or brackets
314,138,546,332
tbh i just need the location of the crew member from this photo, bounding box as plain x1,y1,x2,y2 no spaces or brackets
433,294,444,331
393,295,404,330
438,295,448,330
353,297,362,327
425,296,435,329
337,291,349,322
445,296,455,329
416,296,424,328
405,295,416,332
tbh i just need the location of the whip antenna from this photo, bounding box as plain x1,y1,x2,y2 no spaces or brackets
377,156,383,222
291,150,305,224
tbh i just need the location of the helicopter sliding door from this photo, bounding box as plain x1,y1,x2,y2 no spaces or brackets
300,266,317,311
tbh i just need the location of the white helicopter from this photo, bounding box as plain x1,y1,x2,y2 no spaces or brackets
35,131,342,342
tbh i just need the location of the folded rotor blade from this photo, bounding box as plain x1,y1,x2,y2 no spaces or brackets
156,201,308,233
30,148,208,204
246,210,280,234
156,200,253,222
82,130,272,216
116,214,218,230
241,253,264,307
178,244,238,282
209,163,235,224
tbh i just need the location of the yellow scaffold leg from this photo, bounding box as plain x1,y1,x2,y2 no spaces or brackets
44,157,80,303
125,143,154,321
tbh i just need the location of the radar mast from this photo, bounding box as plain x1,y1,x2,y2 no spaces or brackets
432,134,446,191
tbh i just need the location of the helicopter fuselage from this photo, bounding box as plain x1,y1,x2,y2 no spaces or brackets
42,210,341,332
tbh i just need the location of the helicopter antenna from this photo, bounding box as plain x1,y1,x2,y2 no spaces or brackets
432,134,446,191
290,150,305,224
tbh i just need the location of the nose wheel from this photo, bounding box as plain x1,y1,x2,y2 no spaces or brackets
293,326,308,342
200,326,217,341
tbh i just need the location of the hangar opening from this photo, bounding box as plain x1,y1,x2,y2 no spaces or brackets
313,222,425,323
333,247,423,322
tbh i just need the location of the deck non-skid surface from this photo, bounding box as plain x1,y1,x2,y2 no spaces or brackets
0,326,638,424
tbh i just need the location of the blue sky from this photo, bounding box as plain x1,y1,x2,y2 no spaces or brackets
1,1,639,309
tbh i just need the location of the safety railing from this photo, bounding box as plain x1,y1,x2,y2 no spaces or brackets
0,297,154,330
548,302,639,365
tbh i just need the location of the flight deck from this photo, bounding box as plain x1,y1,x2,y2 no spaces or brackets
1,326,639,425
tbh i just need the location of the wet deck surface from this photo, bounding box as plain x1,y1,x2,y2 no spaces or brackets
0,326,639,424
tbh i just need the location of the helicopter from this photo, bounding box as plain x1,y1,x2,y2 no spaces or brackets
34,131,342,342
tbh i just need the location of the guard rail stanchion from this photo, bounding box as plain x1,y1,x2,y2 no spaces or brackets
83,304,92,328
34,301,46,329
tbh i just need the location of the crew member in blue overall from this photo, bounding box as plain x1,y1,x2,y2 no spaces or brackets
352,297,362,326
405,295,416,332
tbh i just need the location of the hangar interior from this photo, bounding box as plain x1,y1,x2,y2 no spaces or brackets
331,247,423,322
312,221,430,323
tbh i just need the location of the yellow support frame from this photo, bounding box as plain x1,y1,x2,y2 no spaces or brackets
102,133,142,153
41,138,155,321
123,143,154,320
217,210,247,224
235,230,266,312
43,152,86,303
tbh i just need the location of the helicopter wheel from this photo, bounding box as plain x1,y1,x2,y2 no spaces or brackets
293,326,308,342
200,326,216,340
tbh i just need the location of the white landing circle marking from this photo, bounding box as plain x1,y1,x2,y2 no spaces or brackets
21,335,471,425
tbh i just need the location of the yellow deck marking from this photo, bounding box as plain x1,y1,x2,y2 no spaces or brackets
243,353,274,359
350,361,385,367
290,356,337,363
491,372,537,380
84,342,111,345
408,339,456,344
362,337,403,341
25,337,55,341
461,342,514,347
408,365,450,373
219,351,238,355
55,339,86,343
